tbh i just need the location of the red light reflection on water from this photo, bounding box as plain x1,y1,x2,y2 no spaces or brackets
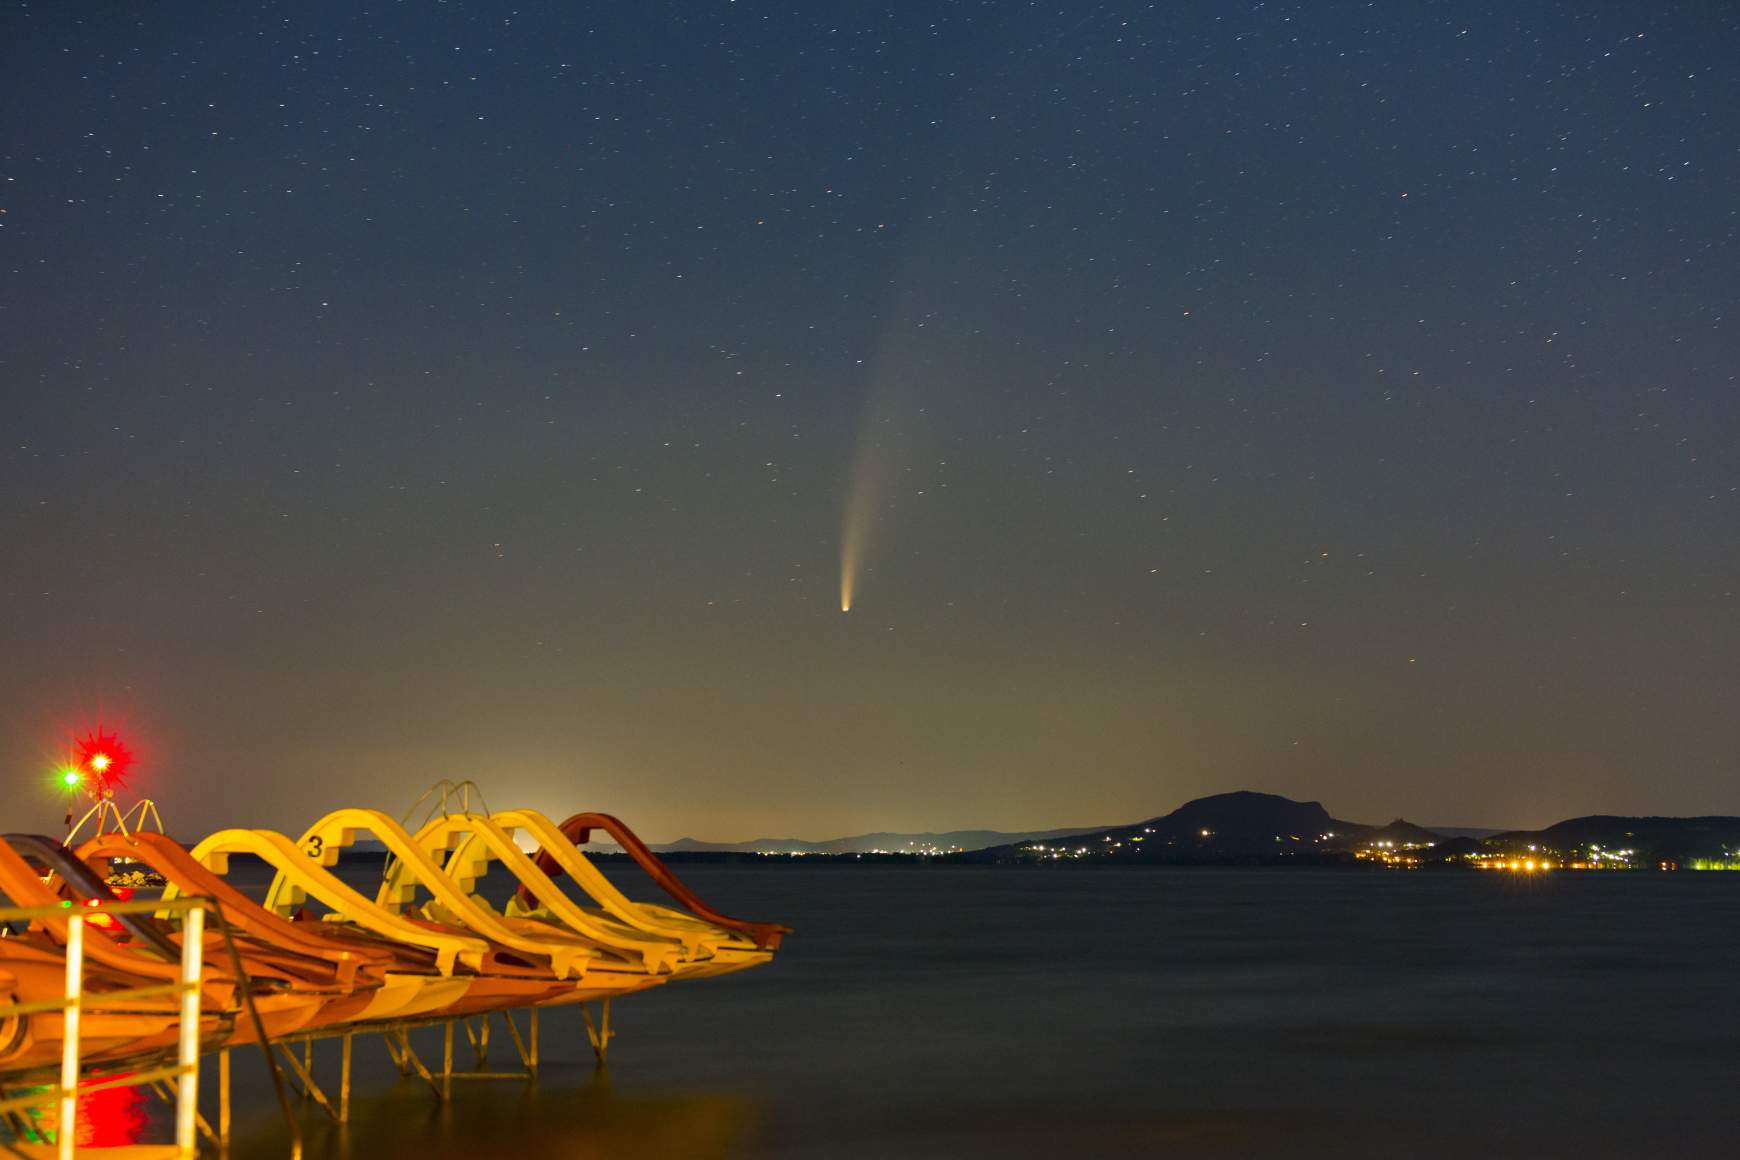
30,1081,152,1146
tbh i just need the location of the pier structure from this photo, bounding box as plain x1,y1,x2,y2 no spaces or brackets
1,891,622,1156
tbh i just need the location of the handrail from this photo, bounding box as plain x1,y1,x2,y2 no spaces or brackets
0,839,235,1005
526,813,789,950
0,895,301,1159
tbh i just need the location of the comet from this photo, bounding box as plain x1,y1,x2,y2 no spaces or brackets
839,270,950,612
839,408,897,615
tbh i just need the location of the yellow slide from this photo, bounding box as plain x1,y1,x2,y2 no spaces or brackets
491,809,773,979
171,827,479,1019
285,808,602,981
404,811,687,975
178,827,487,979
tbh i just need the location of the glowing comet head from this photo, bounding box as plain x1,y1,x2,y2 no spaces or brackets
839,517,862,613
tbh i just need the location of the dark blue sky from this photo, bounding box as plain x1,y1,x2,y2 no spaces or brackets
3,1,1736,839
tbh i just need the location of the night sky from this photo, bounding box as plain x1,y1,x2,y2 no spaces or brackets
3,2,1736,841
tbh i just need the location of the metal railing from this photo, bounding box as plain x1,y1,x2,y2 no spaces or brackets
0,895,209,1159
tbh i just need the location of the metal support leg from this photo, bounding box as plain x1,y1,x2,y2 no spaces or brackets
441,1022,454,1100
149,1079,218,1146
340,1033,353,1123
389,1030,443,1098
277,1043,339,1121
219,1049,231,1146
503,1010,532,1072
580,998,613,1066
382,1031,408,1075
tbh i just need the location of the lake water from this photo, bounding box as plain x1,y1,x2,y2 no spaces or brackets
125,865,1740,1156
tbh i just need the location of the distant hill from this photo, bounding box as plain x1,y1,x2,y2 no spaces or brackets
957,792,1740,868
1362,818,1446,847
649,826,1108,856
962,791,1372,863
1493,815,1740,862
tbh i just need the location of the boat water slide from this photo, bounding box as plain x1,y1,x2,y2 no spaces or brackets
496,809,778,979
8,833,351,1043
401,810,689,975
82,831,457,1025
284,809,602,981
80,832,378,988
201,819,660,1015
178,827,488,977
4,833,182,959
182,827,598,1019
173,822,491,1029
525,811,790,951
281,808,668,1011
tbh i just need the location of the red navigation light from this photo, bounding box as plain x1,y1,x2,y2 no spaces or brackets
73,727,134,794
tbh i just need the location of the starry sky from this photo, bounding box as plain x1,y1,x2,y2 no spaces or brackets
2,1,1736,841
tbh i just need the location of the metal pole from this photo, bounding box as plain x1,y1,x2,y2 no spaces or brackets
176,903,204,1156
59,913,84,1160
442,1021,454,1100
340,1033,353,1122
219,1049,232,1145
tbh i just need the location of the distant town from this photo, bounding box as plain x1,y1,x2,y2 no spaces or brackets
608,791,1740,871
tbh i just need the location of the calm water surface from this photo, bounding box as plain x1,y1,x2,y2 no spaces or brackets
197,866,1740,1158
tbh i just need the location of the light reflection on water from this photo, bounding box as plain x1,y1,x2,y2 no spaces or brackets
227,1068,760,1160
37,865,1740,1157
16,1081,153,1149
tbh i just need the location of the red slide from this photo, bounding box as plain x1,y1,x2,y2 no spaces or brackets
527,813,789,951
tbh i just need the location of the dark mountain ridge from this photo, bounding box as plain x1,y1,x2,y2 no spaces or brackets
962,791,1374,864
1495,814,1740,861
959,793,1740,867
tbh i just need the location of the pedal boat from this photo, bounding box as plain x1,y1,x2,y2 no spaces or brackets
517,811,788,979
169,828,499,1020
0,836,234,1071
184,826,656,1019
7,833,352,1045
286,809,667,1012
77,831,431,1026
402,810,697,976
